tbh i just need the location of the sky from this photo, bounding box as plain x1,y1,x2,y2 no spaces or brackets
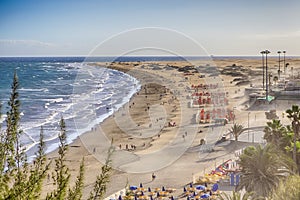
0,0,300,56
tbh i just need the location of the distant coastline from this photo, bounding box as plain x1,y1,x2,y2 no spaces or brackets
1,55,299,63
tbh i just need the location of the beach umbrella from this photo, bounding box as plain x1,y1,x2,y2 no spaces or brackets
130,186,138,190
211,183,218,192
195,185,206,190
200,193,210,199
140,183,143,188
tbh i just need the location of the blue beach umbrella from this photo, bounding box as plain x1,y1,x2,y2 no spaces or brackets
212,183,219,192
130,186,138,190
195,185,206,190
200,193,210,199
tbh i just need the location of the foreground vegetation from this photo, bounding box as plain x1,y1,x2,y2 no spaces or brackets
0,73,112,200
227,105,300,199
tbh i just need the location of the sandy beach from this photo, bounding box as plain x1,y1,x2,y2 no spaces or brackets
41,57,300,199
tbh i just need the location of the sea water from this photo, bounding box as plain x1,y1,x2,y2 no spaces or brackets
0,57,141,159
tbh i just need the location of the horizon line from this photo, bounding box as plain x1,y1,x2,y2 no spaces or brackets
1,54,300,58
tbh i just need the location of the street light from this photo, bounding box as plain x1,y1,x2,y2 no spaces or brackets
252,127,255,143
260,51,266,90
277,51,281,78
248,112,250,142
283,50,286,74
265,50,271,100
233,107,236,124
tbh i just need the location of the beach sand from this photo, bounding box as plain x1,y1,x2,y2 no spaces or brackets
41,57,300,199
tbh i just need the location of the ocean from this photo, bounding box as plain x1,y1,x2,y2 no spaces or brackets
0,57,142,159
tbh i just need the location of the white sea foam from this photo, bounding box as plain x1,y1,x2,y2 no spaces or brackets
19,88,48,92
7,62,141,160
23,64,140,160
51,98,64,103
0,114,7,124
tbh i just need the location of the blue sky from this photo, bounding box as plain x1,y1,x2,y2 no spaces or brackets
0,0,300,56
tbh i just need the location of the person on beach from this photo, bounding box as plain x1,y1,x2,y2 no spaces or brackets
152,173,156,181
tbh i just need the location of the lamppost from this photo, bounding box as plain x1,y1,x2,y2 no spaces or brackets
233,107,236,124
283,50,286,74
248,112,250,142
265,50,271,100
277,51,281,79
260,51,265,90
252,126,255,143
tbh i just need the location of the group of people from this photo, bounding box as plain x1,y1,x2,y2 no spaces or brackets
119,143,137,151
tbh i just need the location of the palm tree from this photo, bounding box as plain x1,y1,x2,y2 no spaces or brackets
219,191,256,200
237,144,294,198
286,105,300,171
229,123,244,141
263,119,288,148
269,175,300,200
